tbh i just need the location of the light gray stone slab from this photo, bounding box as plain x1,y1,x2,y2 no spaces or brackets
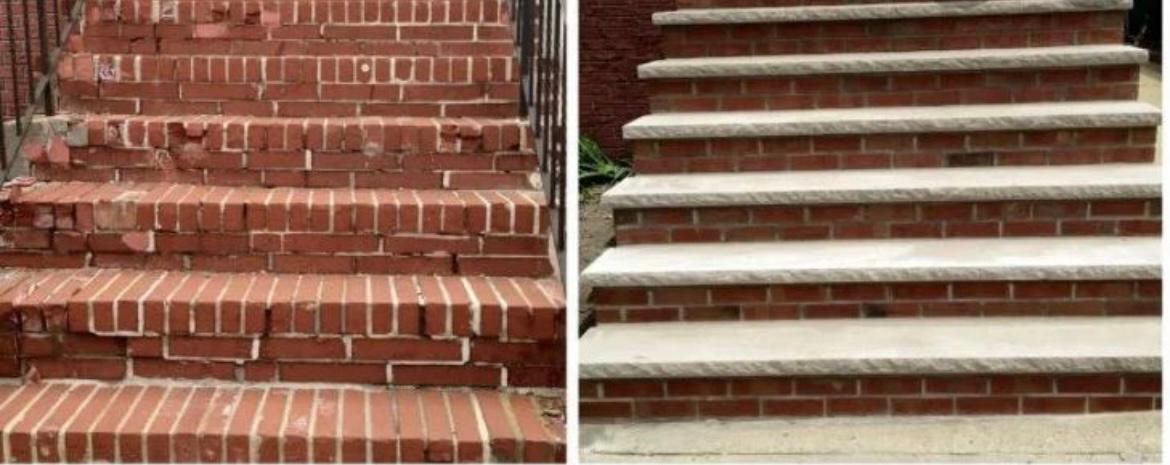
600,164,1161,208
622,101,1161,140
654,0,1132,25
582,412,1160,463
579,317,1160,379
638,45,1148,79
580,237,1160,287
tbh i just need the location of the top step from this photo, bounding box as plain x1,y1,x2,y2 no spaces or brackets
87,0,510,25
653,0,1131,25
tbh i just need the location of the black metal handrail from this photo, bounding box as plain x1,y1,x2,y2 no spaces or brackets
1,0,83,179
508,0,567,253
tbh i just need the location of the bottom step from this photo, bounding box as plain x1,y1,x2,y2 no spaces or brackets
581,412,1159,463
0,381,565,463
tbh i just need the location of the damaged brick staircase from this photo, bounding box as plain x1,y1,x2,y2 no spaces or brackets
582,0,1161,423
0,0,565,462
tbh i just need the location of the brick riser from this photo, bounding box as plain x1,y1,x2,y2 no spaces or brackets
31,114,536,189
613,198,1161,245
632,127,1157,174
60,53,519,118
1,182,552,276
590,280,1160,323
648,65,1139,113
581,374,1161,421
661,11,1125,58
0,383,565,463
0,268,564,388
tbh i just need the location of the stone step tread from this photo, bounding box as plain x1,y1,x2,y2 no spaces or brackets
8,181,547,235
601,163,1160,208
0,268,564,335
653,0,1131,26
623,101,1161,140
579,316,1158,379
582,237,1159,287
0,381,564,463
638,45,1148,79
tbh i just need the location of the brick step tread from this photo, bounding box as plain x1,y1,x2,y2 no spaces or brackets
582,237,1158,287
0,268,564,339
73,39,515,59
653,0,1130,25
638,44,1147,79
87,0,510,26
622,101,1160,140
0,381,564,463
68,114,531,153
7,181,547,235
63,53,518,85
579,316,1158,379
601,164,1160,208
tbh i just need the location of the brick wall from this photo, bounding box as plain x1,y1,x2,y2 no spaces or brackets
0,0,65,120
579,0,672,161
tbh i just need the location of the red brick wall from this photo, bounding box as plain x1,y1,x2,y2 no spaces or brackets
579,0,673,161
0,0,65,120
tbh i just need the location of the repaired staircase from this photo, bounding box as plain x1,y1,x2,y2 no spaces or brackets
581,0,1161,425
0,0,565,462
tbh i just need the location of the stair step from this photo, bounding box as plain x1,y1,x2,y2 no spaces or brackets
604,164,1160,245
0,268,564,386
653,0,1131,25
604,164,1160,208
0,381,564,463
1,182,552,276
583,236,1158,287
640,45,1148,79
624,101,1160,140
580,316,1157,378
88,0,510,26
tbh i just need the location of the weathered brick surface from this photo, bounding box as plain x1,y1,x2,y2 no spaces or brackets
632,127,1158,174
590,280,1161,323
581,374,1162,421
661,12,1127,58
648,66,1141,113
0,268,564,387
0,382,565,463
614,198,1161,245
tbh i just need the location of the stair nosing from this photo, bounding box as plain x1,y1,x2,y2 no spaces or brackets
653,0,1132,26
600,164,1161,208
622,101,1161,140
637,45,1148,79
581,237,1161,287
578,317,1160,379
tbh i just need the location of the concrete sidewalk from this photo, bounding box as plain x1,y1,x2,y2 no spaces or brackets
581,412,1161,463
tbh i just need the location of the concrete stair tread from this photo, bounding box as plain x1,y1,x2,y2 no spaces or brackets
622,101,1161,140
638,44,1148,79
0,267,564,337
601,163,1160,208
653,0,1131,25
0,381,565,463
579,317,1159,379
582,237,1159,287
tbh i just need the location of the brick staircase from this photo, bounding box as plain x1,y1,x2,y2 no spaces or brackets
0,0,565,462
581,0,1161,425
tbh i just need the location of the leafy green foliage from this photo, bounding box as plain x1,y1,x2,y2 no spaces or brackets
578,136,631,188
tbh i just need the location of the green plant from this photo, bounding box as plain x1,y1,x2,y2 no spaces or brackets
578,136,631,187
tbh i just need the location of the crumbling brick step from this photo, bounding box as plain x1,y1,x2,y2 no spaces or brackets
0,381,565,463
0,268,564,386
0,182,552,276
86,0,512,26
581,373,1161,421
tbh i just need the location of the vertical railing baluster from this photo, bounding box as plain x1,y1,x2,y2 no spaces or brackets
0,63,7,174
37,0,54,115
22,0,37,104
6,0,25,133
